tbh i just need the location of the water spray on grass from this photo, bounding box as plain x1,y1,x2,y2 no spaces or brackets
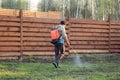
70,48,83,67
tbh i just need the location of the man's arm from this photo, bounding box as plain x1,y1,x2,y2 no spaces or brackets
62,25,71,47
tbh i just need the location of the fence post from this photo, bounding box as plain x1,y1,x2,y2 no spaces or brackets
108,13,112,53
66,12,71,53
19,9,23,61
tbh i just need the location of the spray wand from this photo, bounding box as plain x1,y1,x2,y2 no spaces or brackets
60,47,77,60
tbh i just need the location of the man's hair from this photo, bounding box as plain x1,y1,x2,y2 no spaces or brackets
60,21,65,25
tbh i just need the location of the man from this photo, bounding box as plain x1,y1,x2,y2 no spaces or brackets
52,21,71,68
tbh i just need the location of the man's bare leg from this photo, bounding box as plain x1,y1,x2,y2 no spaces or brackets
60,44,65,60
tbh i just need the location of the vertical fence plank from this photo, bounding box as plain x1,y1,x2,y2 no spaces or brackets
66,12,71,53
19,9,23,61
108,14,112,53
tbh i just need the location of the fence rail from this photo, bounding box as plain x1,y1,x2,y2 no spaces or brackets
0,10,120,58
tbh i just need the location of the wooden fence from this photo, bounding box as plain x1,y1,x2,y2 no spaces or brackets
69,17,120,53
0,9,62,18
0,10,120,58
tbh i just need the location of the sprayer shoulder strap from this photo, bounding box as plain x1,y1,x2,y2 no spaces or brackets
56,26,62,39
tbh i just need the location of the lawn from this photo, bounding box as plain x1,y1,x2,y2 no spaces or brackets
0,54,120,80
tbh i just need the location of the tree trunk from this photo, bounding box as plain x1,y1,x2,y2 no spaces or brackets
76,0,78,18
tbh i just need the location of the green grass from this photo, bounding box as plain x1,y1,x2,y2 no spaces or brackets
0,54,120,80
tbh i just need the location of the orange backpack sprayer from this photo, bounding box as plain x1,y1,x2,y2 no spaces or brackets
51,29,60,40
50,26,61,44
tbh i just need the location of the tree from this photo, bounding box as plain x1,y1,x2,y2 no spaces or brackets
1,0,119,20
113,0,120,20
1,0,16,9
1,0,29,10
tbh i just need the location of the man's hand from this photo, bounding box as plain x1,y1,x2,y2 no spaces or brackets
68,44,72,49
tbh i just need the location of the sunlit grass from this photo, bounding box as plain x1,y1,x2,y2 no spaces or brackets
0,70,27,79
0,71,27,75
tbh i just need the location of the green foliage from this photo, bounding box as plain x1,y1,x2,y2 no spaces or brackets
37,0,119,20
1,0,30,10
1,0,16,9
0,0,120,20
28,55,36,62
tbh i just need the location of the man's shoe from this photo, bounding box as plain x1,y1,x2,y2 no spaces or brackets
52,62,57,68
